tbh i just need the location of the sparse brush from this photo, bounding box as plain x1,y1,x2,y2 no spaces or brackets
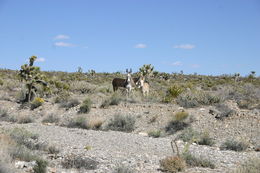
232,158,260,173
47,145,60,154
106,114,135,132
59,98,80,110
42,114,60,124
197,132,215,146
9,145,38,162
78,98,92,113
166,111,191,134
220,139,249,152
17,115,34,124
67,116,89,129
182,152,215,169
33,159,48,173
88,118,103,130
100,94,121,108
177,128,199,143
61,155,99,170
160,156,186,173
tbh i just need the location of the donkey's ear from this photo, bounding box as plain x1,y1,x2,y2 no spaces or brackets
130,68,132,73
126,69,128,73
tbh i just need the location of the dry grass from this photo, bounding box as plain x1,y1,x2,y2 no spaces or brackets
160,156,186,173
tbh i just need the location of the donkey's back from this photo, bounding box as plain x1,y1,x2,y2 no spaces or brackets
112,78,126,91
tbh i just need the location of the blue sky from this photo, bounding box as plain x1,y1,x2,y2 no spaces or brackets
0,0,259,76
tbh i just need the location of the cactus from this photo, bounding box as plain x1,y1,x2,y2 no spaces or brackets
19,56,47,103
139,64,154,77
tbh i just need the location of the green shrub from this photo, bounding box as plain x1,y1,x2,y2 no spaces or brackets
9,145,37,162
78,98,92,113
182,152,215,169
220,139,249,151
100,94,121,108
160,156,186,173
174,111,189,121
33,159,48,173
164,85,184,103
31,97,44,110
67,116,89,129
148,130,161,138
106,114,135,132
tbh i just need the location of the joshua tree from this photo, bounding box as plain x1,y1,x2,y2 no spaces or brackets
139,64,154,77
19,56,47,103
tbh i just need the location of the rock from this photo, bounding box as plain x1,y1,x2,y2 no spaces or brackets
139,132,148,136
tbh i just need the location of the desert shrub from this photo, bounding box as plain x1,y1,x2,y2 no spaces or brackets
214,104,234,120
33,159,48,173
0,78,3,85
100,94,121,108
165,111,191,134
54,92,70,103
46,145,60,154
17,115,34,124
232,158,260,173
176,90,220,108
31,97,44,110
113,165,135,173
182,152,215,169
177,128,199,143
160,156,186,173
220,139,249,151
0,108,8,118
197,132,215,146
78,98,92,113
88,118,103,130
67,116,89,129
59,98,80,110
42,114,60,124
0,109,17,122
106,114,135,132
148,130,161,138
9,145,38,161
163,85,184,103
61,155,99,170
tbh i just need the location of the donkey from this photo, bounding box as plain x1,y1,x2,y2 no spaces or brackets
136,75,150,96
112,69,136,95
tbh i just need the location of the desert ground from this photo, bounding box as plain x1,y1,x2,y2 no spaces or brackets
0,68,259,173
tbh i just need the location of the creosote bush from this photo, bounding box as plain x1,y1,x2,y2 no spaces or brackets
67,116,89,129
78,98,92,113
148,130,161,138
160,156,186,173
106,114,135,132
33,159,48,173
42,114,60,124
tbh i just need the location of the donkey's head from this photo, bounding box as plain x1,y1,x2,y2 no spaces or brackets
136,75,145,88
126,68,132,83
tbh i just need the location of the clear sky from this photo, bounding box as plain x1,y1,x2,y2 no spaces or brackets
0,0,259,76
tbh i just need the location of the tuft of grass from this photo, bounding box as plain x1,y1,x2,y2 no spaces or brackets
9,145,38,162
67,116,89,129
61,155,99,170
88,118,104,130
220,139,249,152
182,152,215,169
33,159,48,173
46,145,60,155
106,114,135,132
148,130,161,138
31,97,44,110
78,98,92,113
42,114,60,124
160,156,186,173
197,132,215,146
165,111,191,134
17,115,34,124
100,94,121,108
